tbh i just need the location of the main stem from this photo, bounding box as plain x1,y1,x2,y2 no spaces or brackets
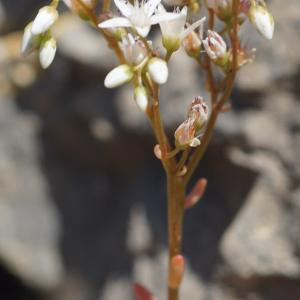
167,172,185,300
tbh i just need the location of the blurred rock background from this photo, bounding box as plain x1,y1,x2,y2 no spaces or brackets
0,0,299,299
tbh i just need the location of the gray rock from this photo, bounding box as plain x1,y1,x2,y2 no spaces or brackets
0,99,63,289
221,149,300,278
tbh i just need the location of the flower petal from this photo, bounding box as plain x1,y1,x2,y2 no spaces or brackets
145,0,162,16
150,12,182,25
135,26,151,37
182,17,206,39
98,17,132,28
114,0,134,17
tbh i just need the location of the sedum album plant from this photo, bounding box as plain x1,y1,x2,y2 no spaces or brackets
21,0,274,299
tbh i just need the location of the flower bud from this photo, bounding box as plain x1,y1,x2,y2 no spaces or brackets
21,22,39,55
182,31,201,58
203,30,229,67
249,5,274,40
188,96,209,131
174,96,208,148
31,6,59,35
39,36,57,69
206,0,233,22
134,86,148,112
104,64,134,88
174,118,198,148
147,58,168,85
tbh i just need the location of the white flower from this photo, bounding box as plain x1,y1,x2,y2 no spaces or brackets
21,22,39,55
39,36,57,69
104,64,134,88
31,6,59,35
134,86,148,111
98,0,182,37
157,5,205,52
203,30,227,60
249,5,274,40
147,57,168,84
119,34,148,65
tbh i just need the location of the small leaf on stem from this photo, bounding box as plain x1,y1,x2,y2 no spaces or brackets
184,178,207,209
154,144,163,160
168,255,185,289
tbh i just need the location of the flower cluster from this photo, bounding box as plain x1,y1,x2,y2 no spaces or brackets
206,0,274,40
21,0,274,145
21,4,59,69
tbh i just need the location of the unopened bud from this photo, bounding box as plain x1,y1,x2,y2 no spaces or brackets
182,31,201,58
174,118,197,148
39,36,57,69
134,86,148,112
147,58,168,85
206,0,233,22
104,64,134,88
21,22,39,55
249,5,274,40
31,6,58,35
188,96,209,131
203,30,227,61
168,255,185,289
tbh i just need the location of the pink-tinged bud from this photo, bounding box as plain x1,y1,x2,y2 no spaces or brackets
203,30,227,61
39,36,57,69
168,255,185,289
249,5,274,40
133,283,156,300
188,96,209,131
182,31,201,58
239,0,251,14
184,178,207,209
175,97,208,148
134,86,148,112
206,0,233,21
104,64,134,88
31,6,58,35
174,118,198,148
147,58,168,85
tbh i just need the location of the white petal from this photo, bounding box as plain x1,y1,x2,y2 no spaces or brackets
104,64,133,88
21,22,39,55
31,6,58,35
148,58,168,85
156,3,166,14
150,12,183,25
182,17,206,39
39,36,57,69
135,26,151,37
145,0,163,16
189,138,201,147
134,86,148,111
251,7,274,40
98,17,132,28
114,0,134,17
180,6,188,17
